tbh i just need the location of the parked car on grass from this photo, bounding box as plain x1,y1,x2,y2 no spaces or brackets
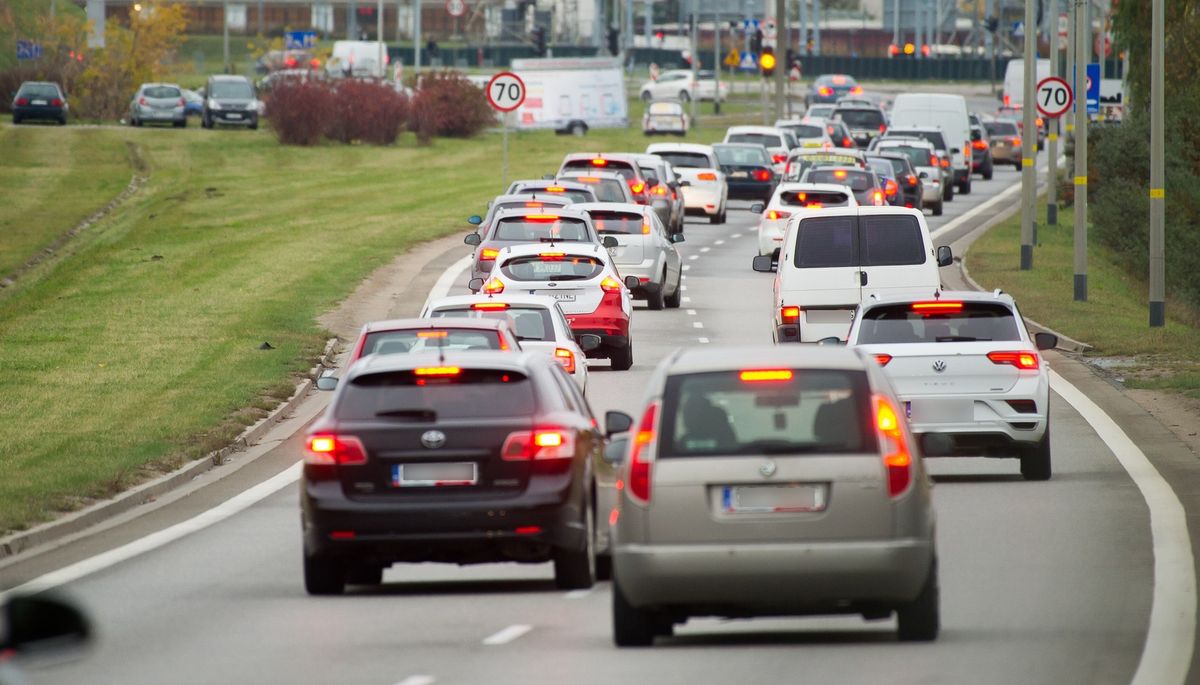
128,82,187,128
10,81,68,125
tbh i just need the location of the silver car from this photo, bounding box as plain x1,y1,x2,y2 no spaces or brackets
128,82,187,128
572,202,684,310
606,345,939,646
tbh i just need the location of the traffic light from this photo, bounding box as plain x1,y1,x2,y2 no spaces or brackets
607,27,619,56
985,15,999,33
532,26,546,56
759,46,775,78
751,28,763,56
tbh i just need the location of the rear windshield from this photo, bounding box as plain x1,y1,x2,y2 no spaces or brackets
493,217,590,242
860,215,927,266
338,369,535,420
210,80,254,99
858,302,1021,343
866,159,896,179
802,169,874,191
714,145,768,166
143,86,181,99
494,200,568,214
779,190,850,208
834,109,885,128
727,133,783,148
563,177,627,203
794,215,927,268
18,84,59,98
361,329,503,356
515,187,593,204
985,121,1019,136
590,211,647,235
818,75,857,87
780,124,825,138
878,145,934,169
500,255,604,281
562,160,635,181
648,101,682,115
796,216,856,268
660,370,874,457
430,306,554,341
887,130,947,151
651,151,711,169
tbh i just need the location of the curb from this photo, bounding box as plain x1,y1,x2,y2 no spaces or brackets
0,337,338,563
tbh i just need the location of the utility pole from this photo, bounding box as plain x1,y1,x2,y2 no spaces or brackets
1019,0,1036,270
812,0,820,55
223,0,231,73
1064,0,1074,135
258,0,264,34
377,0,384,76
1047,0,1059,226
1072,0,1087,300
690,9,699,125
890,0,898,48
713,13,722,115
349,0,358,39
414,0,421,75
773,0,785,121
1149,0,1165,325
986,0,995,93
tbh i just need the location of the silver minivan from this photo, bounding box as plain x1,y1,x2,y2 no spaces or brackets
605,345,939,646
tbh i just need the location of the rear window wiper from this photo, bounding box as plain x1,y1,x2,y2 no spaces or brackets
935,336,986,342
375,408,437,421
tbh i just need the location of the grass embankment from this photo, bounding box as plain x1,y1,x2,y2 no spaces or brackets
966,201,1200,397
0,121,732,533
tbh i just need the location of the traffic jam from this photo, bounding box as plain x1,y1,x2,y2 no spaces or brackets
299,89,1058,647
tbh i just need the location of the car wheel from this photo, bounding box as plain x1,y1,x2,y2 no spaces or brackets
942,183,953,202
646,278,665,311
664,272,682,309
249,117,259,131
1014,161,1023,171
553,504,595,590
11,114,20,125
959,177,972,195
710,207,726,225
303,552,346,595
1020,423,1052,481
640,90,652,102
202,115,211,129
612,576,657,647
932,201,943,216
569,121,586,136
609,342,634,371
983,162,993,180
345,564,383,586
678,91,690,102
897,557,940,642
595,554,613,581
57,116,67,126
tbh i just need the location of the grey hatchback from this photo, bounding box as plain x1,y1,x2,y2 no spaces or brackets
606,345,939,646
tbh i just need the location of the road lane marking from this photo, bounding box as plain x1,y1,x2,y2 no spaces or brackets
564,588,591,600
682,296,691,303
682,265,690,272
482,624,532,645
700,247,711,253
0,463,304,600
393,676,435,685
692,322,704,329
686,309,697,315
688,254,699,260
714,240,725,246
698,337,709,343
420,254,474,313
1050,370,1196,685
730,233,742,238
930,155,1062,242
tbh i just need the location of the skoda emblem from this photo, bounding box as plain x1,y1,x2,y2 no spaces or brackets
420,430,447,449
932,360,947,373
759,460,777,478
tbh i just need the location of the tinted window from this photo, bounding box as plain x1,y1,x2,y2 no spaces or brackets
590,211,646,235
660,370,874,457
779,190,850,207
888,130,947,151
878,145,934,169
431,306,555,341
781,124,825,138
795,216,856,268
802,169,874,191
493,217,590,242
494,199,568,214
337,369,535,421
652,152,712,168
516,187,593,203
727,133,783,148
858,302,1021,344
361,329,503,356
143,86,181,99
567,178,627,203
866,159,895,179
210,80,254,99
834,109,885,128
19,84,59,98
985,121,1019,136
860,215,927,266
501,255,604,281
714,145,769,166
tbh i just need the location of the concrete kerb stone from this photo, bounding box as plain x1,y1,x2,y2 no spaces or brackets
0,336,338,563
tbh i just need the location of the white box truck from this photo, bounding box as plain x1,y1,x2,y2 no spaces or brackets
507,57,628,135
1002,58,1051,109
325,41,388,79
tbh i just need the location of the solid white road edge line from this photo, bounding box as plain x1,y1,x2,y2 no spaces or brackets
393,676,436,685
563,588,591,600
0,462,304,602
930,155,1062,242
420,254,474,312
1050,370,1197,685
482,624,532,645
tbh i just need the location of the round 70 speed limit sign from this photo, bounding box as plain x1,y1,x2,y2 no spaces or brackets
1035,76,1073,118
486,72,526,112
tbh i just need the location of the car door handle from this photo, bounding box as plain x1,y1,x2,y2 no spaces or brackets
859,271,868,286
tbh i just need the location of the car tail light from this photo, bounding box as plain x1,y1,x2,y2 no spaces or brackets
872,191,885,206
697,172,717,181
481,278,504,294
874,395,912,498
987,351,1040,370
16,97,28,106
652,185,668,196
642,223,651,234
50,98,63,107
414,366,462,376
502,428,576,460
842,136,852,147
417,330,448,338
739,369,794,382
306,434,368,466
879,124,887,133
138,97,147,105
178,97,186,106
771,153,787,164
479,248,500,262
1010,136,1022,147
539,252,566,259
907,174,918,186
911,301,963,314
752,169,771,181
805,202,823,209
885,179,898,196
545,185,566,192
310,58,320,68
889,44,900,56
850,86,863,95
600,276,623,293
524,201,545,208
784,161,791,176
471,302,509,310
972,140,988,150
766,209,790,220
874,354,893,366
591,158,608,166
525,214,558,221
1003,94,1011,106
940,157,951,168
627,402,659,504
780,305,800,324
554,348,576,374
818,86,833,96
929,154,939,166
629,180,646,194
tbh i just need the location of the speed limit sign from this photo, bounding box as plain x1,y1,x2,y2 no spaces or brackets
486,71,526,112
1035,76,1073,118
446,0,466,17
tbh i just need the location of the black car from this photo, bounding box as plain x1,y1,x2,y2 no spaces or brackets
712,143,777,201
202,74,259,129
832,105,888,147
807,74,862,106
970,124,995,180
799,165,886,207
301,351,602,595
867,153,923,210
11,81,68,125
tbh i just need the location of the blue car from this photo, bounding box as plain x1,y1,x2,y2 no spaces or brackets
807,74,862,107
181,88,204,117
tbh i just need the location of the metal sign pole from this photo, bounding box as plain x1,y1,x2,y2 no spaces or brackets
1019,0,1036,270
1149,0,1165,325
1072,0,1087,301
1047,0,1059,226
502,119,509,188
713,13,721,115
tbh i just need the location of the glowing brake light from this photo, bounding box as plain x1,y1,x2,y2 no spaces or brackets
805,202,824,209
874,395,912,497
471,302,509,310
305,434,368,466
525,214,559,220
752,169,771,181
600,276,623,293
414,366,461,376
545,186,566,192
850,86,863,95
739,369,794,382
524,201,545,208
697,172,718,181
842,137,852,147
502,428,576,460
629,181,646,194
138,97,147,105
872,191,885,206
652,185,669,195
627,402,659,504
479,248,500,261
780,306,800,324
481,278,505,294
539,252,566,259
417,331,448,338
833,169,848,179
885,179,898,196
874,354,893,366
642,223,652,234
590,158,608,166
911,301,963,314
972,140,988,150
987,351,1040,370
771,153,787,164
940,157,951,169
766,209,791,220
930,154,939,166
907,174,918,186
554,347,576,374
818,86,833,97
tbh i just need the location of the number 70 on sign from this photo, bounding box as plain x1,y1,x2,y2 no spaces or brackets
486,72,526,112
1035,76,1073,118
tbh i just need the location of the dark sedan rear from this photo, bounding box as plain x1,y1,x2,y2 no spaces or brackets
301,351,602,595
713,143,777,201
11,81,68,125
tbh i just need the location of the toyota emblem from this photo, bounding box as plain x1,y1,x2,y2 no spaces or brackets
421,430,447,449
932,360,947,373
759,460,777,478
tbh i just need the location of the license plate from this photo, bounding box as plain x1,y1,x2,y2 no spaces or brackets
31,99,47,106
539,291,576,302
722,484,826,514
226,112,242,120
805,309,852,324
909,398,972,423
394,462,477,487
730,171,748,178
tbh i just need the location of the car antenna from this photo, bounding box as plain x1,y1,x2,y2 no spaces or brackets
933,288,942,300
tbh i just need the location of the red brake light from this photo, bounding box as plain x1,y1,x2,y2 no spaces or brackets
629,181,646,194
310,58,320,68
842,137,852,147
850,86,863,95
652,185,668,195
305,434,368,466
600,276,623,293
907,174,918,185
766,209,791,220
874,354,893,367
879,124,887,133
525,214,558,220
138,97,147,105
642,223,651,234
874,395,912,497
889,44,900,56
178,97,186,106
479,248,500,261
771,153,787,164
538,252,566,259
697,172,717,181
752,169,771,181
16,97,28,106
1011,136,1022,147
627,402,659,504
833,169,848,179
940,157,950,168
987,351,1040,370
911,301,963,314
545,186,566,192
502,428,576,460
885,179,898,196
417,330,448,338
554,347,576,374
590,158,608,166
414,366,461,376
481,278,505,294
471,302,509,310
805,202,823,209
818,86,833,96
872,191,885,205
739,369,794,382
780,305,800,324
972,140,988,150
930,154,938,166
49,98,63,107
524,201,545,208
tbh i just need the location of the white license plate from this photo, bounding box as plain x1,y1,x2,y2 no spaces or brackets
31,99,47,106
226,112,242,119
909,398,972,423
393,462,477,487
722,484,826,513
805,309,852,324
537,291,576,302
730,171,749,178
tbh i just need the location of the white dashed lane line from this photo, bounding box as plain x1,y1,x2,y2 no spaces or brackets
700,247,711,253
482,624,532,646
563,589,592,600
686,309,697,315
693,322,704,329
688,254,699,260
714,240,725,245
393,676,436,685
698,337,710,343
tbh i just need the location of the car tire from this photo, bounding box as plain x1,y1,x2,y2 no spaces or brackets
609,342,634,371
249,117,259,131
931,200,943,216
897,557,940,642
678,91,690,102
595,554,613,581
553,504,596,590
202,115,212,129
710,207,726,225
57,116,67,126
345,564,383,586
646,278,665,311
982,162,994,180
640,90,652,102
612,576,657,647
942,183,953,202
1020,423,1052,481
303,552,346,595
958,177,972,195
664,272,682,309
1014,161,1022,170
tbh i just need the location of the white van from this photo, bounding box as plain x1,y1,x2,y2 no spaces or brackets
1002,58,1051,110
752,206,953,343
888,93,973,194
325,41,388,79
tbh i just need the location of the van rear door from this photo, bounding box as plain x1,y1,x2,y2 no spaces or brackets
779,214,861,342
858,212,939,299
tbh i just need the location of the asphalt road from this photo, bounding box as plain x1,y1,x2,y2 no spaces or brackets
2,143,1187,685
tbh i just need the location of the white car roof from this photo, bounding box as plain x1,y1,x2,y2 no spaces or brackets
571,202,649,216
500,241,610,260
726,125,786,136
888,125,944,132
426,293,562,310
646,142,714,155
665,345,871,375
787,205,925,220
862,289,1016,308
558,170,626,181
774,182,860,195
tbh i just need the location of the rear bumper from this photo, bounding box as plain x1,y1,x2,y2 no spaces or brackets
13,106,65,120
726,180,775,201
134,106,185,121
614,539,933,609
208,110,258,126
681,186,722,215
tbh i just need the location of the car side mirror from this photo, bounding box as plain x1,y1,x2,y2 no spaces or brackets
315,373,338,391
816,336,844,346
603,435,629,465
749,202,765,214
602,235,619,249
464,233,482,246
949,147,960,154
1,593,91,656
605,410,634,436
752,255,775,272
919,171,930,179
920,432,955,457
678,180,690,187
577,334,602,352
468,277,485,291
467,215,483,226
670,233,685,243
623,275,640,290
936,245,953,267
1034,332,1058,351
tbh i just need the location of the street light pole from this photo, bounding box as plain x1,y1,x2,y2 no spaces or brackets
1047,0,1059,226
1019,0,1036,270
773,0,785,121
223,0,231,74
1149,0,1165,326
713,13,721,115
414,0,421,75
1072,0,1087,301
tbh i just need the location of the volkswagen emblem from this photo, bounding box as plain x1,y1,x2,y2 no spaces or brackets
932,360,947,373
420,430,447,449
759,460,777,478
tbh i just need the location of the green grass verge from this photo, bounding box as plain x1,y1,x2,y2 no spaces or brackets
965,200,1200,397
0,120,736,533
